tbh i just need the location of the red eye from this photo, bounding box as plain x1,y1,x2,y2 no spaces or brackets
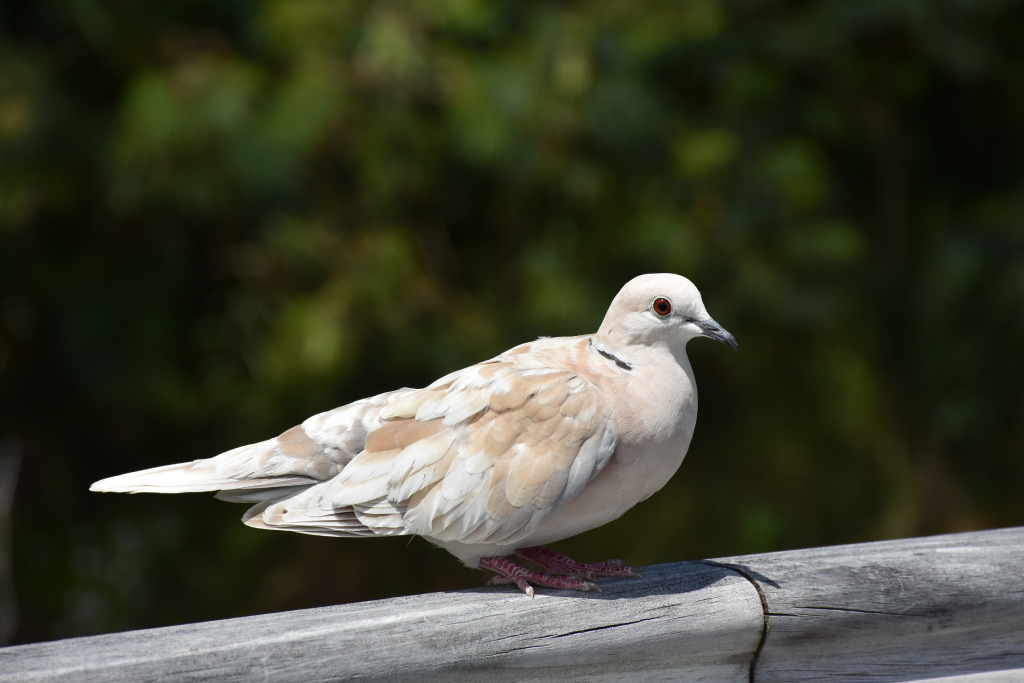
652,297,672,317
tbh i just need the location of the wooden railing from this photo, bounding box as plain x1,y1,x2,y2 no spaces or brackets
2,526,1023,682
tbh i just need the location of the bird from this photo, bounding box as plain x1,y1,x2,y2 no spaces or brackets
91,273,736,597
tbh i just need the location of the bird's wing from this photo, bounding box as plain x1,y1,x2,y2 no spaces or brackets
251,337,617,547
89,390,414,501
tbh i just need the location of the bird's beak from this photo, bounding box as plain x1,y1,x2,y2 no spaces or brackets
696,317,738,350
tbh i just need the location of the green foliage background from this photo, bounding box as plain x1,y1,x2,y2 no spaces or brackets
2,0,1023,644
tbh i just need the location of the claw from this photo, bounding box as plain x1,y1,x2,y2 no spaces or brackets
481,548,642,597
480,556,606,596
515,547,644,583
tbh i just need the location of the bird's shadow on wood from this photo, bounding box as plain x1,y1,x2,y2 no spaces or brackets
700,560,781,589
459,560,748,602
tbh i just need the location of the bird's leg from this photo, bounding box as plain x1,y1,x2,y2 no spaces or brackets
479,556,600,598
515,546,644,580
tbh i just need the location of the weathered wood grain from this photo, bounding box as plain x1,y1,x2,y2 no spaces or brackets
3,527,1023,682
918,670,1024,683
0,561,764,683
713,526,1024,683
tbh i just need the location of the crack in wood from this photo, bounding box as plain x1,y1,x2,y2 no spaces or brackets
793,605,915,617
547,616,662,639
699,560,771,683
482,643,551,658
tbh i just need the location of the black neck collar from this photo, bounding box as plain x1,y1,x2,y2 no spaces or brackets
589,337,632,371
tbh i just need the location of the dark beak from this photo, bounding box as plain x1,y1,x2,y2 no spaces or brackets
696,317,738,350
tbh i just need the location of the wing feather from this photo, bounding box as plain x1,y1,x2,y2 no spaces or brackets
241,336,616,546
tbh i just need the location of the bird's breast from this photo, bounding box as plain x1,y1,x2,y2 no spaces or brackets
607,348,697,461
525,347,698,546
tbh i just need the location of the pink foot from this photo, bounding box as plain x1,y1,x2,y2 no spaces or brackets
516,546,644,581
479,556,600,598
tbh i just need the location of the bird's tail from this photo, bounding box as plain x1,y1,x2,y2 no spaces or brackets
89,391,412,537
90,424,348,503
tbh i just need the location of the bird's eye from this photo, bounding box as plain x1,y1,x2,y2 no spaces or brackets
652,297,672,317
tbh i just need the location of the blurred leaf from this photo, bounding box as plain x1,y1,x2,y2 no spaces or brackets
759,139,831,214
781,221,867,267
674,128,739,179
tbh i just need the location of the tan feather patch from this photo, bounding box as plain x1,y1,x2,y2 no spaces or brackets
530,467,570,508
273,430,324,463
536,378,570,406
487,480,518,519
277,425,311,444
512,451,555,492
364,418,446,453
523,399,560,423
525,412,563,439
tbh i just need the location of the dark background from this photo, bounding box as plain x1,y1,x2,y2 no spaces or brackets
2,0,1023,645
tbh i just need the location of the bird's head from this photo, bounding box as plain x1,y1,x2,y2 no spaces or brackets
596,273,737,351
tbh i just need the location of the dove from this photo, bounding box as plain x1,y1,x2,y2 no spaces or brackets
91,273,736,597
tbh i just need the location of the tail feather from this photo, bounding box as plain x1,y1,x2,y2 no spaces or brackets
89,459,317,494
89,424,346,495
241,495,378,538
214,485,311,504
89,392,414,541
88,393,406,495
